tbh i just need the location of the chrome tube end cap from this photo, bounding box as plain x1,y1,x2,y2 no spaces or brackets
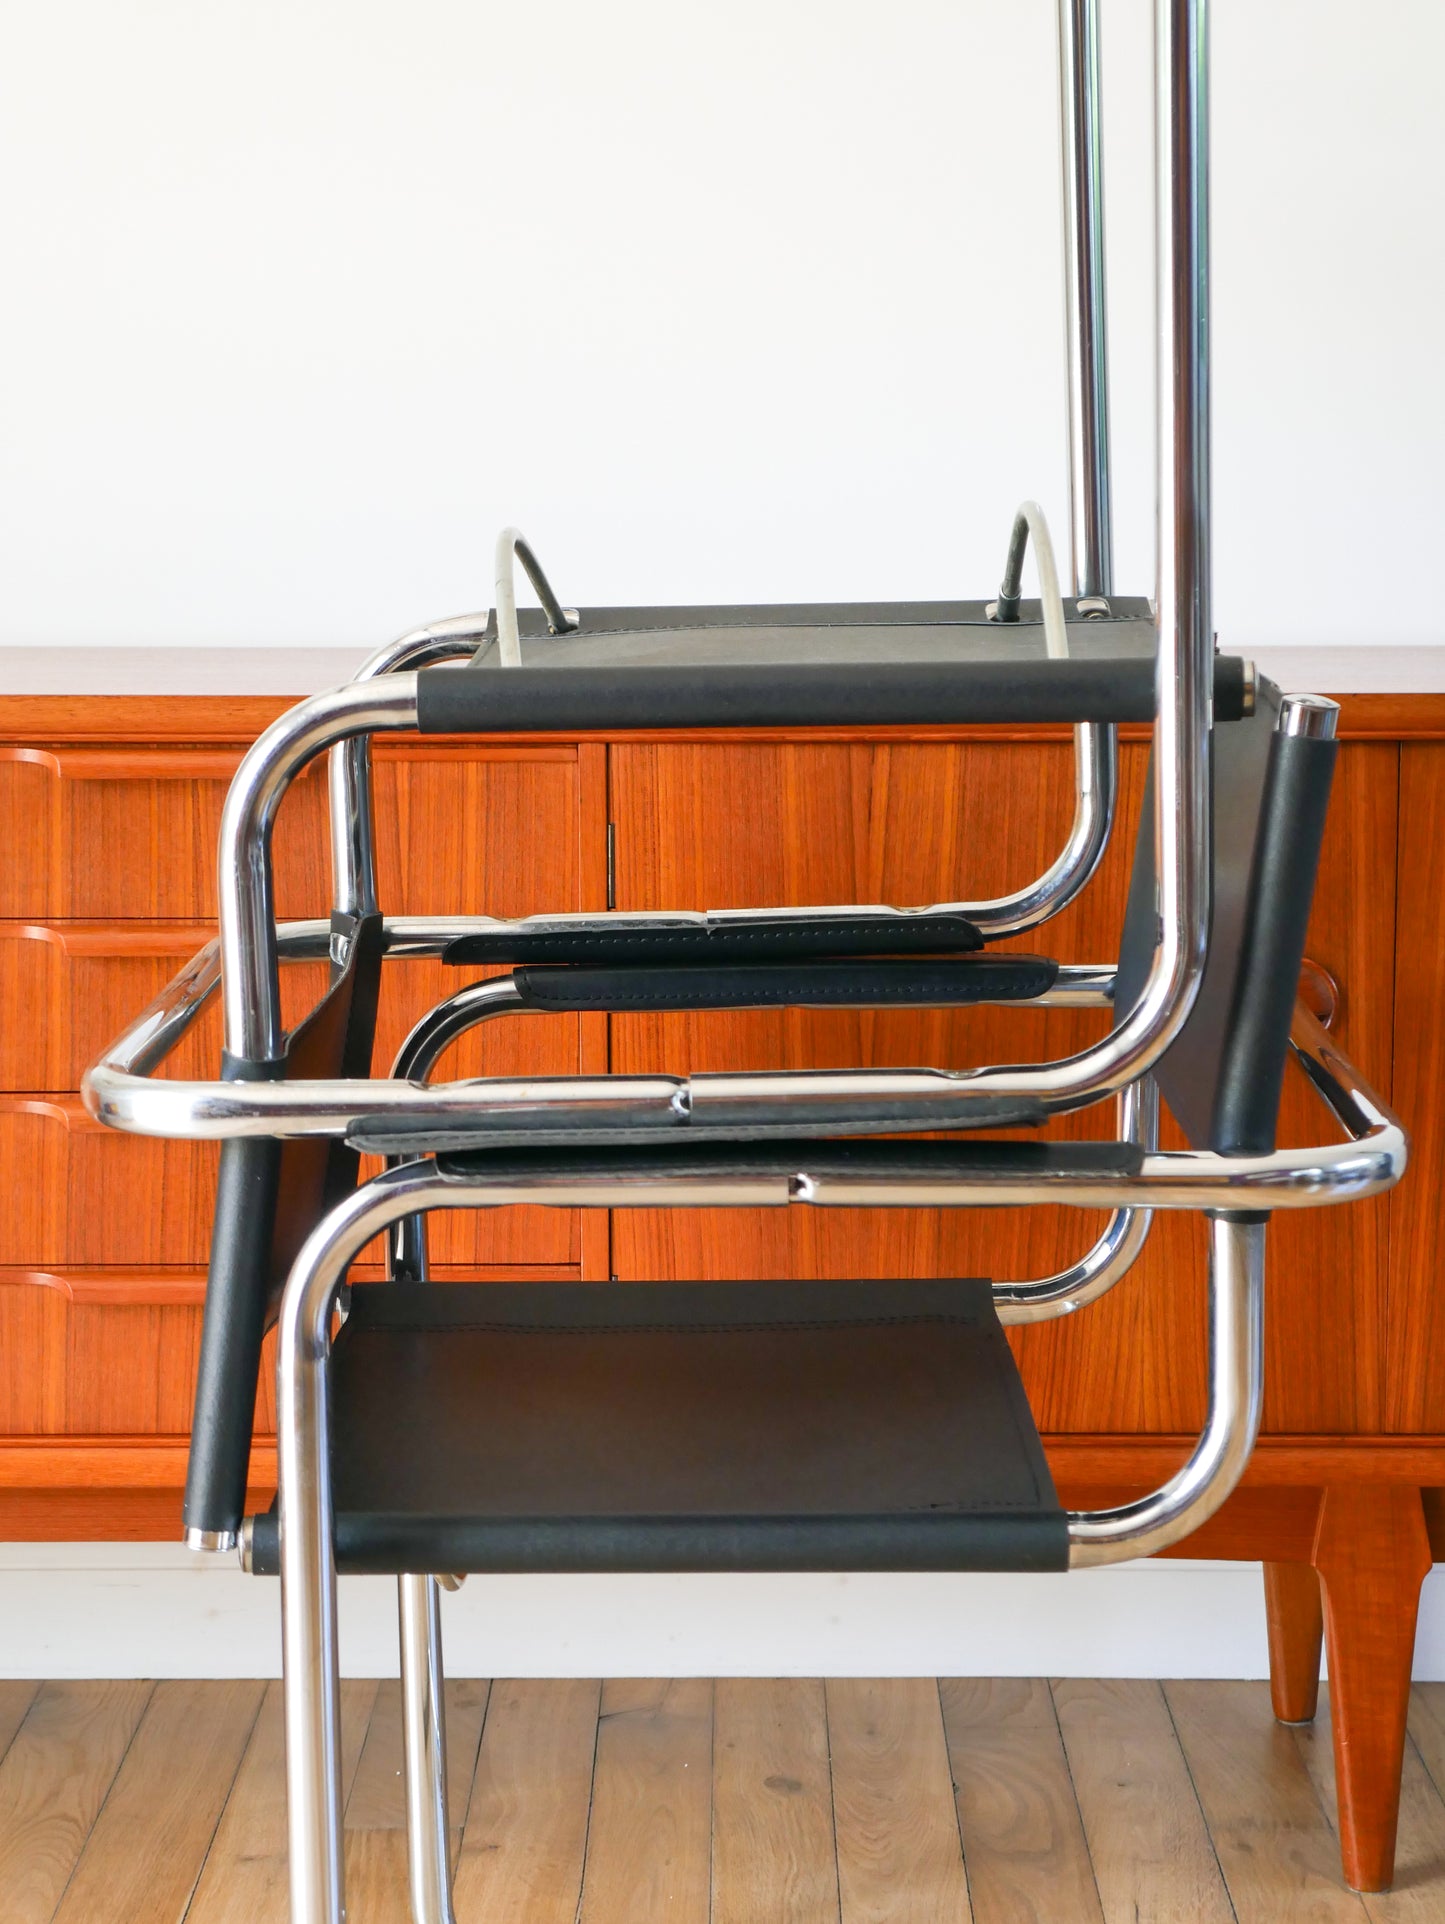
184,1526,239,1555
1278,694,1340,741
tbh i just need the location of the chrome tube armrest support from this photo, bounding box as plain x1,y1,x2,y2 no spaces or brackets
84,951,1405,1218
378,967,1151,1303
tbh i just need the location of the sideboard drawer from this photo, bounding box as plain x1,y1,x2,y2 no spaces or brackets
0,749,329,920
0,744,583,921
0,925,326,1088
0,928,579,1092
0,1100,578,1268
0,1101,219,1265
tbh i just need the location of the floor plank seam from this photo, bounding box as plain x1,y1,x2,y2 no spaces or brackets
0,1684,41,1777
1045,1677,1107,1920
1159,1682,1241,1924
452,1677,493,1843
934,1678,977,1924
45,1680,158,1924
820,1678,845,1924
178,1681,269,1923
570,1682,605,1924
705,1678,717,1924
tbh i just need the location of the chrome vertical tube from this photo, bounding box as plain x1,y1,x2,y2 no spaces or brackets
1150,0,1213,1025
277,1261,347,1924
399,1574,457,1924
221,679,420,1061
1056,0,1120,960
328,621,490,924
1067,1214,1264,1563
278,1171,436,1924
1057,0,1113,599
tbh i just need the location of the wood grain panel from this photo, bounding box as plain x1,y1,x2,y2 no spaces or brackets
0,741,582,923
0,924,329,1089
0,1084,576,1273
0,1099,219,1266
0,748,331,920
0,1287,67,1433
1052,1678,1235,1924
711,1678,839,1924
577,1679,714,1924
50,1679,263,1924
0,1679,154,1924
1165,1680,1370,1921
608,738,1397,1438
1387,744,1445,1433
184,1678,378,1924
940,1677,1104,1922
372,750,580,918
827,1677,973,1923
454,1677,601,1924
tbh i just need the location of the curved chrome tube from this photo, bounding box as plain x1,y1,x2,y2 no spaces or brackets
382,975,1156,1306
82,944,1405,1216
215,669,1180,1105
994,1078,1157,1324
386,975,525,1280
966,721,1116,939
221,679,421,1060
1067,1215,1264,1564
975,498,1117,939
274,1172,1267,1924
330,624,486,922
493,526,577,667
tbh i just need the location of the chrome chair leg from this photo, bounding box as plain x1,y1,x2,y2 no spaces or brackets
278,1207,353,1924
399,1574,458,1924
278,1361,346,1924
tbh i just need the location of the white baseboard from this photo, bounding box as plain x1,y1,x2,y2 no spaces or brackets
5,1545,1445,1680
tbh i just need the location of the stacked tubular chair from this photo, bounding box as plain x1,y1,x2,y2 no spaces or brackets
83,3,1406,1920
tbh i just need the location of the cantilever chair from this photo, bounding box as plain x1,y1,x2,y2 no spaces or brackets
82,3,1406,1920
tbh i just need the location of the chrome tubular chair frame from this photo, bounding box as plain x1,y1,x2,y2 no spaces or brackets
380,961,1160,1319
82,925,1404,1212
269,1158,1260,1924
209,16,1211,1091
103,0,1209,1119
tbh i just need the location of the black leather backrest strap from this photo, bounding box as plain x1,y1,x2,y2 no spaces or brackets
442,913,985,966
511,955,1057,1012
182,911,384,1544
1114,679,1337,1154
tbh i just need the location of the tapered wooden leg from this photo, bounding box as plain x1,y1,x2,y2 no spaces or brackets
1263,1561,1323,1723
1312,1483,1432,1892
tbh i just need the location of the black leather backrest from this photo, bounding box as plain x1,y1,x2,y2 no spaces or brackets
183,911,384,1543
1114,676,1337,1154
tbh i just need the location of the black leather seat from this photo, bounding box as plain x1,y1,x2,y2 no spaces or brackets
248,1276,1068,1577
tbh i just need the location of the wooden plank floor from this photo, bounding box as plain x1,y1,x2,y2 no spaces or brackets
3,1678,1445,1922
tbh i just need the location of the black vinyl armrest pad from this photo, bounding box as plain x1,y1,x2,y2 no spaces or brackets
346,1094,1049,1155
416,655,1250,734
510,955,1057,1011
442,913,985,966
434,1136,1144,1182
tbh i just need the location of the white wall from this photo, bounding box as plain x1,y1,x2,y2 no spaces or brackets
1,4,1440,1676
0,0,1441,655
6,1544,1445,1682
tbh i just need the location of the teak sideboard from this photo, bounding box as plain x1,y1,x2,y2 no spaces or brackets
0,689,1442,1888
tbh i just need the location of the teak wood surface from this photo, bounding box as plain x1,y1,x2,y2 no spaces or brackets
0,692,1439,1893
